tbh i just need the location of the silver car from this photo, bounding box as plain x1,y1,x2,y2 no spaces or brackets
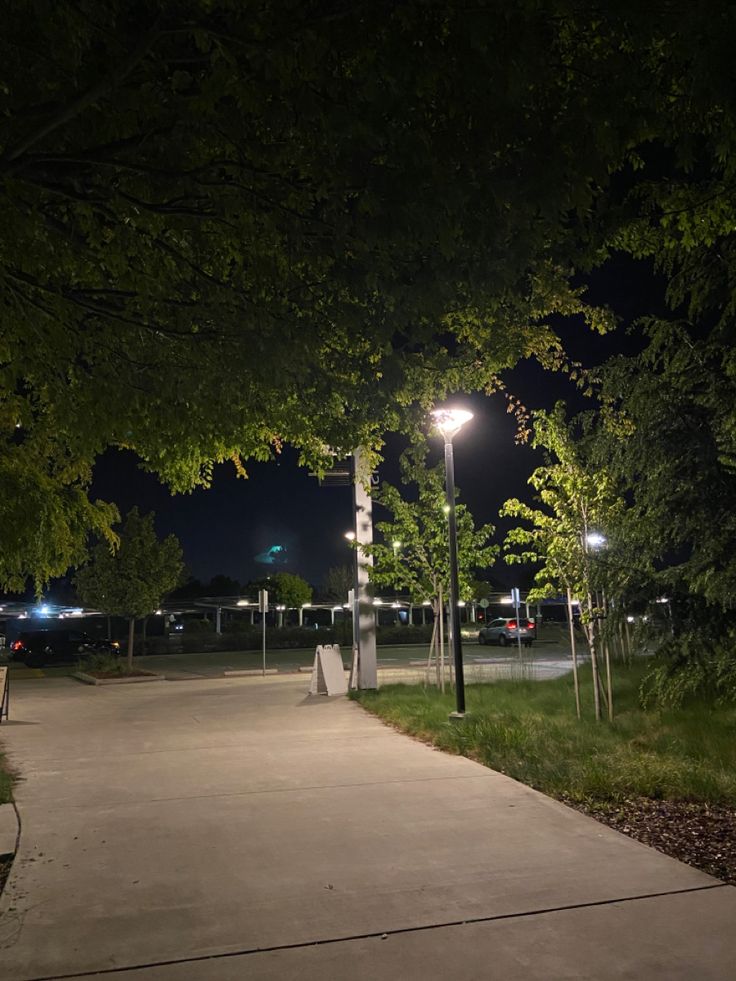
478,617,535,648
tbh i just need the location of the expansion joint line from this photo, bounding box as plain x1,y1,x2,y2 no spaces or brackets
23,883,729,981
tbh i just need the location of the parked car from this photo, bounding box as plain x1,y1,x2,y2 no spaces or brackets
478,617,535,648
9,630,120,668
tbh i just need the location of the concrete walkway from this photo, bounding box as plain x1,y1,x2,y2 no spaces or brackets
0,674,734,980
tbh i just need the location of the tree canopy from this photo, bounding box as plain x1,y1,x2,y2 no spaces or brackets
364,446,496,606
5,1,736,587
268,571,312,610
74,507,183,663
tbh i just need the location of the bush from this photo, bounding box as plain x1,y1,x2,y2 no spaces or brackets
79,652,129,676
642,634,736,708
183,619,213,633
376,624,434,645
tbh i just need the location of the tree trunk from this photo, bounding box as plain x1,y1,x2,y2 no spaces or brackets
585,594,602,721
426,613,438,688
127,616,135,668
566,588,582,720
602,591,614,721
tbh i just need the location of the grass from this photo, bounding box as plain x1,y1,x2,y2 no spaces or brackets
353,660,736,806
0,748,13,805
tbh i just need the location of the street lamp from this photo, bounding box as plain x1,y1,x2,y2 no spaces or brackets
586,532,606,549
432,406,473,718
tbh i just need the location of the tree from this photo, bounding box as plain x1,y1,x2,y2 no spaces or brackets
206,574,241,597
6,2,736,588
592,320,736,703
2,1,654,588
361,446,495,680
322,565,353,604
501,405,626,720
74,508,183,666
268,572,312,612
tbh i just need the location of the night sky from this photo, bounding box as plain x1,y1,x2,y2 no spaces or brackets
88,258,663,592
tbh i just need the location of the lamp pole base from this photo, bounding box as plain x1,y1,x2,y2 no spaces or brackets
448,711,469,722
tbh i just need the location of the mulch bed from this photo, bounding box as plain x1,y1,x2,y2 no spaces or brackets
0,854,12,895
563,796,736,885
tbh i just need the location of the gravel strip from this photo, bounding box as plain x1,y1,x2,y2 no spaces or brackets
563,797,736,885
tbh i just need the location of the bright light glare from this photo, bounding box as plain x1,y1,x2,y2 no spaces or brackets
236,600,249,607
392,540,402,549
301,603,311,608
458,601,466,607
373,599,383,606
586,532,606,549
39,604,50,616
500,597,514,605
344,530,356,541
431,407,473,439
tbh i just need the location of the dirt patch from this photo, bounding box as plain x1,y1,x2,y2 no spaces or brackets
565,797,736,884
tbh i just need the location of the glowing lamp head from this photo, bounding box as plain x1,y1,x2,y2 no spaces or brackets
431,407,473,440
586,532,606,549
344,531,356,542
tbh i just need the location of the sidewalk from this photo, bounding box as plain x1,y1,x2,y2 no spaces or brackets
0,674,734,980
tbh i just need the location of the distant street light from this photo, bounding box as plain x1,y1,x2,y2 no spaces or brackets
432,406,473,718
586,532,606,549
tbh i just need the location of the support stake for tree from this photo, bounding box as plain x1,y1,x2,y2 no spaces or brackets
566,588,582,720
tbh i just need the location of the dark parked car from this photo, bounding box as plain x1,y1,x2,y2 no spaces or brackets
9,629,120,668
478,617,535,648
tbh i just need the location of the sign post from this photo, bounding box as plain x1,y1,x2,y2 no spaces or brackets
259,589,268,676
0,666,8,723
511,587,523,662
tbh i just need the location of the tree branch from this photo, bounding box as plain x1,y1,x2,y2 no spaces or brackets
2,17,164,165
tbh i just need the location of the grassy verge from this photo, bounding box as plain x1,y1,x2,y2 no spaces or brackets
0,748,13,805
353,661,736,805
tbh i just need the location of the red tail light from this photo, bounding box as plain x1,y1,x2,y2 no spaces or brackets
527,621,535,630
507,620,517,629
11,640,23,651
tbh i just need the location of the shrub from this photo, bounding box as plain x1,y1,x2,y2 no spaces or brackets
183,619,213,633
376,624,434,645
80,652,129,676
641,631,736,707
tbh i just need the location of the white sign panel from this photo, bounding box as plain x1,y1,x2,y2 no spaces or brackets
309,645,348,696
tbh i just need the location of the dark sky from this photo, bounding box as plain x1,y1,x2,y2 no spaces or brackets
88,258,665,591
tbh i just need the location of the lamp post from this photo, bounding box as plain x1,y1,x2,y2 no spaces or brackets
583,529,609,721
392,539,402,623
432,406,473,718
